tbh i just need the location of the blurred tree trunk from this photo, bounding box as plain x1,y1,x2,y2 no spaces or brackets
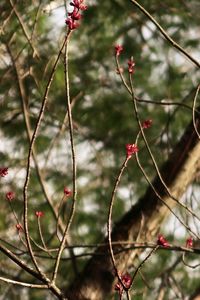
65,115,200,300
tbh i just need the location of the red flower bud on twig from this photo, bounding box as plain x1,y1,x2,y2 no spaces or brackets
64,187,72,197
114,272,132,296
66,0,87,30
115,45,123,57
0,167,8,177
16,223,23,232
186,237,193,248
142,119,153,129
128,58,135,74
126,144,138,159
35,211,44,218
6,191,15,201
157,234,170,247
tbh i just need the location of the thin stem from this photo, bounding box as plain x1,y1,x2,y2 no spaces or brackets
182,252,200,269
9,0,40,58
115,55,196,112
126,290,131,300
134,133,200,239
129,74,200,234
107,157,130,282
0,244,65,299
37,217,53,258
0,277,48,289
129,0,200,68
192,84,200,139
22,32,70,279
6,42,73,248
56,195,66,239
52,31,78,283
131,246,158,286
0,243,44,281
30,0,42,41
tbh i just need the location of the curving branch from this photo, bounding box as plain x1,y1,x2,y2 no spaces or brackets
129,0,200,68
65,109,200,300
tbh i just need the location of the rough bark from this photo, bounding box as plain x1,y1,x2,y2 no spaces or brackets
65,116,200,300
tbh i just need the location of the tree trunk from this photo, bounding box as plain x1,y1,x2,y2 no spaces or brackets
65,116,200,300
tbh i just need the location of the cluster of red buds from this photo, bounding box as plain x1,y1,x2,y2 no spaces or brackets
114,45,136,74
65,0,87,30
142,119,153,129
35,211,44,218
115,45,123,57
0,167,8,177
6,191,15,201
128,58,135,74
186,236,193,248
16,223,23,232
126,143,139,159
157,234,194,249
115,273,132,297
157,234,170,247
64,186,72,197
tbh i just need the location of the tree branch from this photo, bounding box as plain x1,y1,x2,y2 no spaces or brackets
65,110,200,300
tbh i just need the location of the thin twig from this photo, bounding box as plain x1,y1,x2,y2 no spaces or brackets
129,74,200,236
182,252,200,269
129,0,200,68
107,157,130,285
9,0,40,58
52,31,79,283
22,32,70,280
0,276,48,289
131,246,158,286
192,84,200,139
115,55,197,112
30,0,42,41
37,216,53,258
134,132,200,239
116,55,200,226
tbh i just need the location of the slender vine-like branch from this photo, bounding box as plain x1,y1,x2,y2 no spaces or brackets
192,84,200,139
6,40,69,280
134,132,200,239
131,246,158,286
22,32,70,279
129,74,200,231
129,0,200,68
52,31,79,283
0,277,48,289
6,41,77,259
0,242,66,299
107,157,130,286
9,0,40,58
115,51,200,227
30,0,42,41
0,242,44,281
37,216,53,258
182,252,200,269
115,55,197,112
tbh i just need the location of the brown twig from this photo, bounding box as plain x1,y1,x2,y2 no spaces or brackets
22,32,70,281
129,0,200,68
129,74,200,236
52,31,79,283
0,276,48,289
192,85,200,139
107,157,130,286
9,0,40,58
